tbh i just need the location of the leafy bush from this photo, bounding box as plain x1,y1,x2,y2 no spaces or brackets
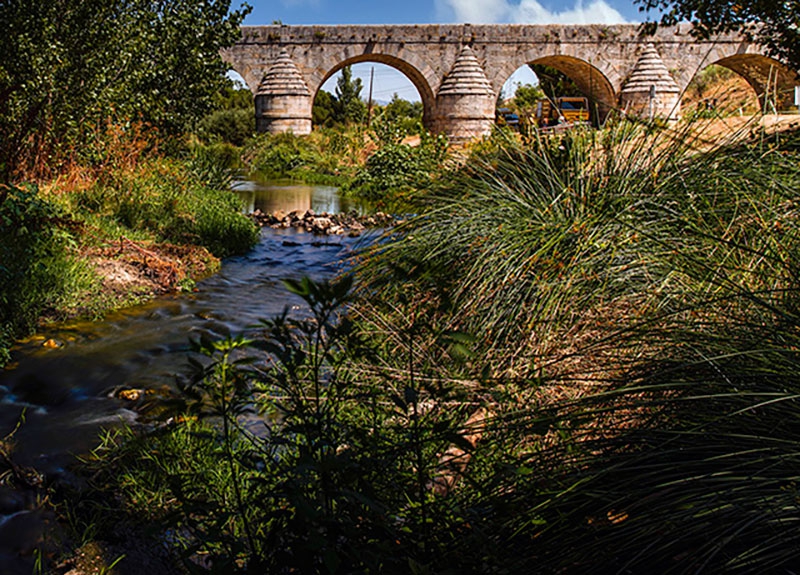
243,131,356,185
245,132,325,179
0,184,95,365
346,128,449,206
197,108,254,146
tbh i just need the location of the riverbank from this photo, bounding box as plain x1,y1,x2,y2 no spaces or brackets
0,155,260,368
0,218,366,575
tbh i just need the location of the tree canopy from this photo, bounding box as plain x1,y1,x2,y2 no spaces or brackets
512,83,546,110
311,66,368,128
0,0,251,181
334,66,367,125
636,0,800,70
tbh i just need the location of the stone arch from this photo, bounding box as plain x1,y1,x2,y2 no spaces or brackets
312,55,437,129
494,54,616,123
530,56,616,120
699,54,799,112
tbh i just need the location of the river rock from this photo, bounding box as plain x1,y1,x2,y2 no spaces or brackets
116,388,145,402
311,217,332,232
248,209,395,237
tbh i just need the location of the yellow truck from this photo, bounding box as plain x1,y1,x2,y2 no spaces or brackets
534,96,590,127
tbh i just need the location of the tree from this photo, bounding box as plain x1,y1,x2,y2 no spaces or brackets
383,94,424,123
334,66,366,125
512,83,546,111
312,90,337,128
0,0,251,184
529,65,584,100
636,0,800,71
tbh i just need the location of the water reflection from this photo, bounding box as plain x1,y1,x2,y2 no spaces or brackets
234,179,361,215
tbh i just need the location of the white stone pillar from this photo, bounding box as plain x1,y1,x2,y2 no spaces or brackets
620,44,681,122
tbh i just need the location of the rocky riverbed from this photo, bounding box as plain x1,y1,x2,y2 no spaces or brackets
249,209,395,236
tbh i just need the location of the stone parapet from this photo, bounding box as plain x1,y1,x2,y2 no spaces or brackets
222,23,799,140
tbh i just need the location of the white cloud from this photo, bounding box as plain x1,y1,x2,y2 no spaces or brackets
435,0,511,23
437,0,627,24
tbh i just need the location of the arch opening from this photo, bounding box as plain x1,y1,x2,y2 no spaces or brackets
689,55,800,114
682,64,759,118
531,57,615,124
499,60,614,128
313,56,435,131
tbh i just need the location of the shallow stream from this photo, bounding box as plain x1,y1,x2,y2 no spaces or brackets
0,180,364,474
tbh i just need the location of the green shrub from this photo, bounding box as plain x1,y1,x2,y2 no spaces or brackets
245,132,323,178
197,108,254,146
190,187,260,257
0,184,96,364
346,129,449,207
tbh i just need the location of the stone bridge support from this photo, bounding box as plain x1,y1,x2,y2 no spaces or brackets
254,49,313,134
221,24,800,142
433,46,496,142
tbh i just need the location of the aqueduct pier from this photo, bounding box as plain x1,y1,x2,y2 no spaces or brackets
222,23,800,142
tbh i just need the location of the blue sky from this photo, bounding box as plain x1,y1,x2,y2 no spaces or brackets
239,0,649,101
243,0,644,25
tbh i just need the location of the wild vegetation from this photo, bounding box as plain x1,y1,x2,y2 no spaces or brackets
0,0,258,365
0,143,260,367
0,0,250,183
243,102,446,209
58,116,800,573
4,1,800,573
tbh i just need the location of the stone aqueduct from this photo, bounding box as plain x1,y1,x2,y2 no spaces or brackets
222,23,800,142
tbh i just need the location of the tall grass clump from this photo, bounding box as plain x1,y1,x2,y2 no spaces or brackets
346,118,800,573
519,124,800,574
68,157,258,258
356,121,693,372
355,117,800,572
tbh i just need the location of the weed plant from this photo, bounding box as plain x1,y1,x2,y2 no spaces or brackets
76,275,488,573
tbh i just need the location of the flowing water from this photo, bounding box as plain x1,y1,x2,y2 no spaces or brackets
0,180,366,477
